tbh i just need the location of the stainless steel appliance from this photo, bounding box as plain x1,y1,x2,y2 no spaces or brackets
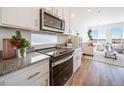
35,47,74,86
40,8,65,33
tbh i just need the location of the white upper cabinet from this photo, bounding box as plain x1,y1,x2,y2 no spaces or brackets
70,8,82,36
1,7,40,31
70,9,77,36
63,8,70,35
44,7,63,19
54,7,63,19
63,8,78,36
44,7,54,14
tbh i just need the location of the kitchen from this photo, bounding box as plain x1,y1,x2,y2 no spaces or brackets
0,7,83,86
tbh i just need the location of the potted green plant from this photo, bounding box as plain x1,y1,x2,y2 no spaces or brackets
87,29,93,41
11,31,30,58
87,29,95,47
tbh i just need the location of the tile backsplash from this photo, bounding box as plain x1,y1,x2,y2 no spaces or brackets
57,35,69,44
31,33,57,45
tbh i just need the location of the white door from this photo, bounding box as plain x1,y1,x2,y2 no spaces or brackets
1,7,39,30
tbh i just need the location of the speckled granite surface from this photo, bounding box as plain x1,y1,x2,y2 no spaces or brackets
0,52,49,77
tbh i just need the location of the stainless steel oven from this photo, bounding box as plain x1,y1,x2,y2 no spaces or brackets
52,55,73,86
40,8,65,33
50,52,73,86
35,47,74,86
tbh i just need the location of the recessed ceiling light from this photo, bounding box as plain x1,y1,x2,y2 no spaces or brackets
98,10,101,14
88,9,91,12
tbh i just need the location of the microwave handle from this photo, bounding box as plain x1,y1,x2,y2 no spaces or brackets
62,20,65,31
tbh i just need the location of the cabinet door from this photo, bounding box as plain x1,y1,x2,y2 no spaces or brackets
54,7,63,19
63,8,70,35
77,48,82,67
5,59,49,86
73,50,78,73
0,76,5,86
1,7,39,30
73,48,82,73
70,9,77,36
30,73,49,86
44,7,54,14
44,7,63,19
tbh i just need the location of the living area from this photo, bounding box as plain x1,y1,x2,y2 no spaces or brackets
83,22,124,67
82,8,124,67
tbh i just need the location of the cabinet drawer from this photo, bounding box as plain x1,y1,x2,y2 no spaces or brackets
6,59,49,78
0,76,5,86
5,60,49,86
30,73,49,86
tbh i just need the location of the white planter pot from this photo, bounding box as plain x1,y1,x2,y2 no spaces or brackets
17,49,22,58
23,48,27,57
17,48,26,58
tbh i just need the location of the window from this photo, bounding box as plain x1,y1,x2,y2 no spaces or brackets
97,28,106,43
122,28,124,44
31,34,57,45
91,30,98,39
90,27,106,43
111,27,122,44
98,29,106,39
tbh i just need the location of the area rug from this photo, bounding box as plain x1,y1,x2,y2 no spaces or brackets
83,51,124,67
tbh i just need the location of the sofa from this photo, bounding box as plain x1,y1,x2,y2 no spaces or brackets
113,44,124,53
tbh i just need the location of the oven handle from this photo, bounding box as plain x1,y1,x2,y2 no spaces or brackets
52,55,73,67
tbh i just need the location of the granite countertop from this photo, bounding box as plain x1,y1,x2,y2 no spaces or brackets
0,52,49,77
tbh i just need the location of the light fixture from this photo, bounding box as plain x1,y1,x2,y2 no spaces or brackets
97,10,101,14
88,9,91,12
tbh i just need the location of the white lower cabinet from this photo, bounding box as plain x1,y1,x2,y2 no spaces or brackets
73,48,82,73
0,76,5,86
30,73,49,86
3,59,49,86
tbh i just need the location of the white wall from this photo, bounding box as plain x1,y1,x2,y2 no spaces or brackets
31,33,57,45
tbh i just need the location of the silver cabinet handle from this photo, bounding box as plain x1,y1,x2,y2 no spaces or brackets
27,72,40,80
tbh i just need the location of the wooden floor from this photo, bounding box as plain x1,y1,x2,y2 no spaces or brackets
70,58,124,86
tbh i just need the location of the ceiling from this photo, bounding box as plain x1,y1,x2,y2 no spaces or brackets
70,7,124,27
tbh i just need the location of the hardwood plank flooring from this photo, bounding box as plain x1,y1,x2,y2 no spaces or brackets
70,58,124,86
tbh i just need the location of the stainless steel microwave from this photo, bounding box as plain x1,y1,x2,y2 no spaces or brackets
40,8,65,33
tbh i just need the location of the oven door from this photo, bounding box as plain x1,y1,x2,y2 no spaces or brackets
40,8,65,33
52,55,73,86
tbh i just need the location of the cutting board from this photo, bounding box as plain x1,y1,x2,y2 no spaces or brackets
2,39,16,59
